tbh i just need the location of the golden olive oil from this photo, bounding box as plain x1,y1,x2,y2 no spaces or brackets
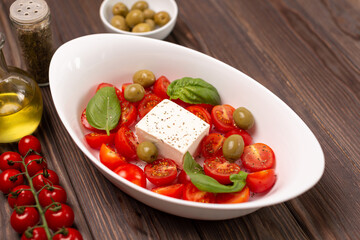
0,76,43,143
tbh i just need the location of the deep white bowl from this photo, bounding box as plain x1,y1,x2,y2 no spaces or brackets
100,0,178,40
49,34,325,220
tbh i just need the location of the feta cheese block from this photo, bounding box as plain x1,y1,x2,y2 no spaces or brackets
135,99,210,168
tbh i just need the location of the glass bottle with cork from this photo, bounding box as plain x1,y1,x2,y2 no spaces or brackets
9,0,54,87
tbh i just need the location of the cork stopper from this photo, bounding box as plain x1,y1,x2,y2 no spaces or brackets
9,0,49,24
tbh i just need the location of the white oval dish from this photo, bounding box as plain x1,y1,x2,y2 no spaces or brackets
49,34,325,220
100,0,178,40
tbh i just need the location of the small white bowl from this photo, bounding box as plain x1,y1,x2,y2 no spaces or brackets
100,0,178,40
49,34,325,220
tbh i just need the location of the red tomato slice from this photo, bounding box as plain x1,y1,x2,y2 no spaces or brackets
138,93,162,118
203,156,241,185
119,101,137,127
200,133,225,158
178,170,191,184
96,83,121,99
151,184,184,199
81,108,101,132
186,105,212,130
85,132,115,149
114,164,146,188
172,99,191,108
153,75,170,99
196,103,213,113
114,126,138,160
246,169,276,193
121,83,132,94
183,182,215,203
216,186,250,204
225,129,252,146
241,143,276,172
211,104,236,132
99,144,127,170
144,159,177,186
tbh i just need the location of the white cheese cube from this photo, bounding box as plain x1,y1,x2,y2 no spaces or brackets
135,99,210,168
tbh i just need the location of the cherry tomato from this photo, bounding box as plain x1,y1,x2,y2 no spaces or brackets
216,186,250,204
38,185,67,207
21,227,47,240
45,203,74,231
246,169,276,193
151,184,184,199
11,207,39,233
8,185,35,208
53,228,83,240
186,105,212,130
241,143,276,172
32,169,60,191
99,144,127,170
196,103,213,113
211,105,236,132
138,93,162,118
172,99,191,108
225,129,252,146
0,151,22,171
119,101,137,127
96,83,122,99
84,132,115,149
18,135,41,156
21,154,47,177
203,156,241,185
153,75,170,99
0,169,24,194
114,126,138,160
113,164,146,188
144,159,177,186
178,170,191,184
80,108,100,132
200,133,225,158
121,82,132,94
183,182,215,203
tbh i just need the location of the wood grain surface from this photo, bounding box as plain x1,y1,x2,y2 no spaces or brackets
1,0,359,239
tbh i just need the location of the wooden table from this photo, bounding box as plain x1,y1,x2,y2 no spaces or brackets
1,0,359,239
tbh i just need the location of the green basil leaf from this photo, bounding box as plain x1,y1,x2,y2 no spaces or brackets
183,152,248,193
86,87,121,135
167,77,221,105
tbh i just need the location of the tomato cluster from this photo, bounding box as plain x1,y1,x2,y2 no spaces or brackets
0,135,82,240
81,74,277,204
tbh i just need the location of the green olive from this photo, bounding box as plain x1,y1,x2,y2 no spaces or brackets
145,19,155,30
131,1,148,11
222,134,244,162
124,83,145,102
110,15,129,31
154,11,170,26
233,107,254,130
137,141,158,163
112,2,129,17
133,70,156,87
143,9,155,19
125,9,144,28
132,23,152,33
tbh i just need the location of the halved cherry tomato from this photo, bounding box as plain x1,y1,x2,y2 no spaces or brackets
114,126,138,160
246,169,276,193
99,144,127,170
200,133,225,158
178,170,191,184
225,129,252,146
138,93,162,118
172,99,190,108
119,101,137,127
32,169,60,191
121,83,132,94
211,104,236,132
183,182,215,203
11,207,39,233
18,135,42,156
80,108,100,132
84,132,115,149
8,185,35,208
216,186,250,204
21,154,47,177
186,105,212,130
153,75,170,99
0,151,22,171
96,83,122,99
203,156,241,185
196,103,213,113
241,143,276,172
151,183,184,199
114,164,146,188
144,159,177,186
0,169,25,194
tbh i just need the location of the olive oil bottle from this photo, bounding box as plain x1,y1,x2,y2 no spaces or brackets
0,33,43,143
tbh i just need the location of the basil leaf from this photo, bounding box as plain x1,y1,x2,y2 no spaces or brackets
167,77,221,105
183,152,248,193
86,87,121,135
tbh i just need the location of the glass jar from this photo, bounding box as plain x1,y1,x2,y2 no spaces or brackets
9,0,54,87
0,32,43,143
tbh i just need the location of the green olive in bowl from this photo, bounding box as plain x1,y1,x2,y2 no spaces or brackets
233,107,254,130
133,70,156,87
124,83,145,102
222,134,244,162
154,11,170,26
126,9,145,28
137,141,158,163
